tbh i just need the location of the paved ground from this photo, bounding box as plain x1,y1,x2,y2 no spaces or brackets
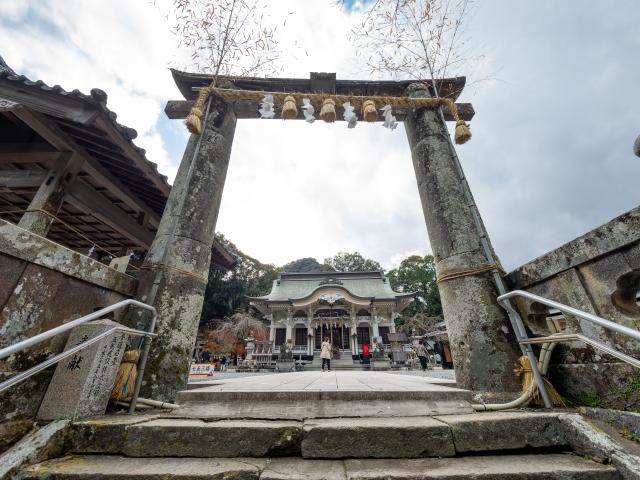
189,367,456,384
179,370,470,418
186,370,457,392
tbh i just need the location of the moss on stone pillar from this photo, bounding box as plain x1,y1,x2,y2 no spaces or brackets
404,83,520,393
132,96,237,401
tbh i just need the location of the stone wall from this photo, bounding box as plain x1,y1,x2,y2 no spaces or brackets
0,219,136,421
506,207,640,408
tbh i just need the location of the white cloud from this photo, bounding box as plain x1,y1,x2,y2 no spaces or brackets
3,0,640,274
0,0,181,177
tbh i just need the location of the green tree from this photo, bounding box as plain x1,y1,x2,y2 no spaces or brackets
282,257,323,273
322,252,382,272
387,255,442,317
201,234,279,325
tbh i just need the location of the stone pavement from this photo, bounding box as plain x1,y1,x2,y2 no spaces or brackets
176,371,471,418
184,370,456,393
188,367,456,384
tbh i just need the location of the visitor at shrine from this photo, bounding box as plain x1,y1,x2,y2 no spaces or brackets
220,355,228,372
320,337,332,371
416,340,429,371
362,342,370,364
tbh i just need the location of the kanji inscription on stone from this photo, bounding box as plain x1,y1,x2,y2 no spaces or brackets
37,319,128,420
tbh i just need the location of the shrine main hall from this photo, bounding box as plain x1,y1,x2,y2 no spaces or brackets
248,271,416,359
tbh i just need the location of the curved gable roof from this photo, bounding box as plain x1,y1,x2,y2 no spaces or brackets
249,271,415,303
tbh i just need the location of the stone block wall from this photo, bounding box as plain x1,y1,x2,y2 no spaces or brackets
506,207,640,409
0,219,136,421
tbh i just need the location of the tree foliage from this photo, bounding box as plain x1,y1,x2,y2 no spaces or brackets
322,251,383,273
282,257,323,273
202,312,269,355
201,234,279,325
396,312,443,336
387,254,442,317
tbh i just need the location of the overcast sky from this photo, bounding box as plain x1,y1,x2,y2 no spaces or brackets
1,1,639,271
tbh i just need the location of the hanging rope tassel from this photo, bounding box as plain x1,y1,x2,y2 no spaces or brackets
454,120,472,145
362,99,377,122
281,95,298,120
320,98,336,123
514,356,565,407
111,350,140,401
185,87,212,134
199,86,473,143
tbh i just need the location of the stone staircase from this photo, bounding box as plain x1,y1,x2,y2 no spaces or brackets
22,411,621,479
306,355,363,370
22,390,628,480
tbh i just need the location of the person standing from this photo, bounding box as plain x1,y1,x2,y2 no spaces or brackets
321,337,332,372
362,342,370,366
220,354,228,372
416,340,429,372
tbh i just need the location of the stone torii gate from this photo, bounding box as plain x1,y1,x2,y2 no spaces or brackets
135,70,521,400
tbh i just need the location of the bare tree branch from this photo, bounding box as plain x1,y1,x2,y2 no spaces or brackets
348,0,480,95
168,0,282,80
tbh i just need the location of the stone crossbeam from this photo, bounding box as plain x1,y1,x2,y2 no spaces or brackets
165,99,474,122
168,70,475,122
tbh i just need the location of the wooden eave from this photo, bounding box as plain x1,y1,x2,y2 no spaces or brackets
0,63,236,269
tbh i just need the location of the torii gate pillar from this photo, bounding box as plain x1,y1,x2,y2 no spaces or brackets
131,96,236,401
404,83,520,393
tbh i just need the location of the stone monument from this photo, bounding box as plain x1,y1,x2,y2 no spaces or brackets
371,335,390,371
37,319,127,420
275,340,295,372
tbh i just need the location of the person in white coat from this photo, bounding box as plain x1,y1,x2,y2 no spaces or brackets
320,337,332,372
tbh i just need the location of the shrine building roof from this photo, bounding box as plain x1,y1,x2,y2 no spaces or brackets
248,271,416,304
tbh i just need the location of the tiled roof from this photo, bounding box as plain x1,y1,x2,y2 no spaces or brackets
251,271,415,302
0,56,170,191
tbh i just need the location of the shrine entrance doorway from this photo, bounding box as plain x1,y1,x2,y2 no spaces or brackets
134,69,527,400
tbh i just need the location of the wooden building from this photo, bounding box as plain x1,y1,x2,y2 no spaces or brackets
248,271,416,360
0,56,234,270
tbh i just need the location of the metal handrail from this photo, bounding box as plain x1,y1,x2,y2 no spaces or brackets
498,290,640,368
520,333,640,368
0,299,157,413
0,325,155,392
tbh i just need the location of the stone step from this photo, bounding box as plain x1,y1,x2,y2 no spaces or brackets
179,372,463,407
70,411,569,459
171,398,474,420
23,453,620,479
177,388,471,403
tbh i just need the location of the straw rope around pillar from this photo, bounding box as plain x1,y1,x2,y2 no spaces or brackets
184,86,472,143
436,264,500,284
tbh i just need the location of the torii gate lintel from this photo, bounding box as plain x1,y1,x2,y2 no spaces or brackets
164,70,475,123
